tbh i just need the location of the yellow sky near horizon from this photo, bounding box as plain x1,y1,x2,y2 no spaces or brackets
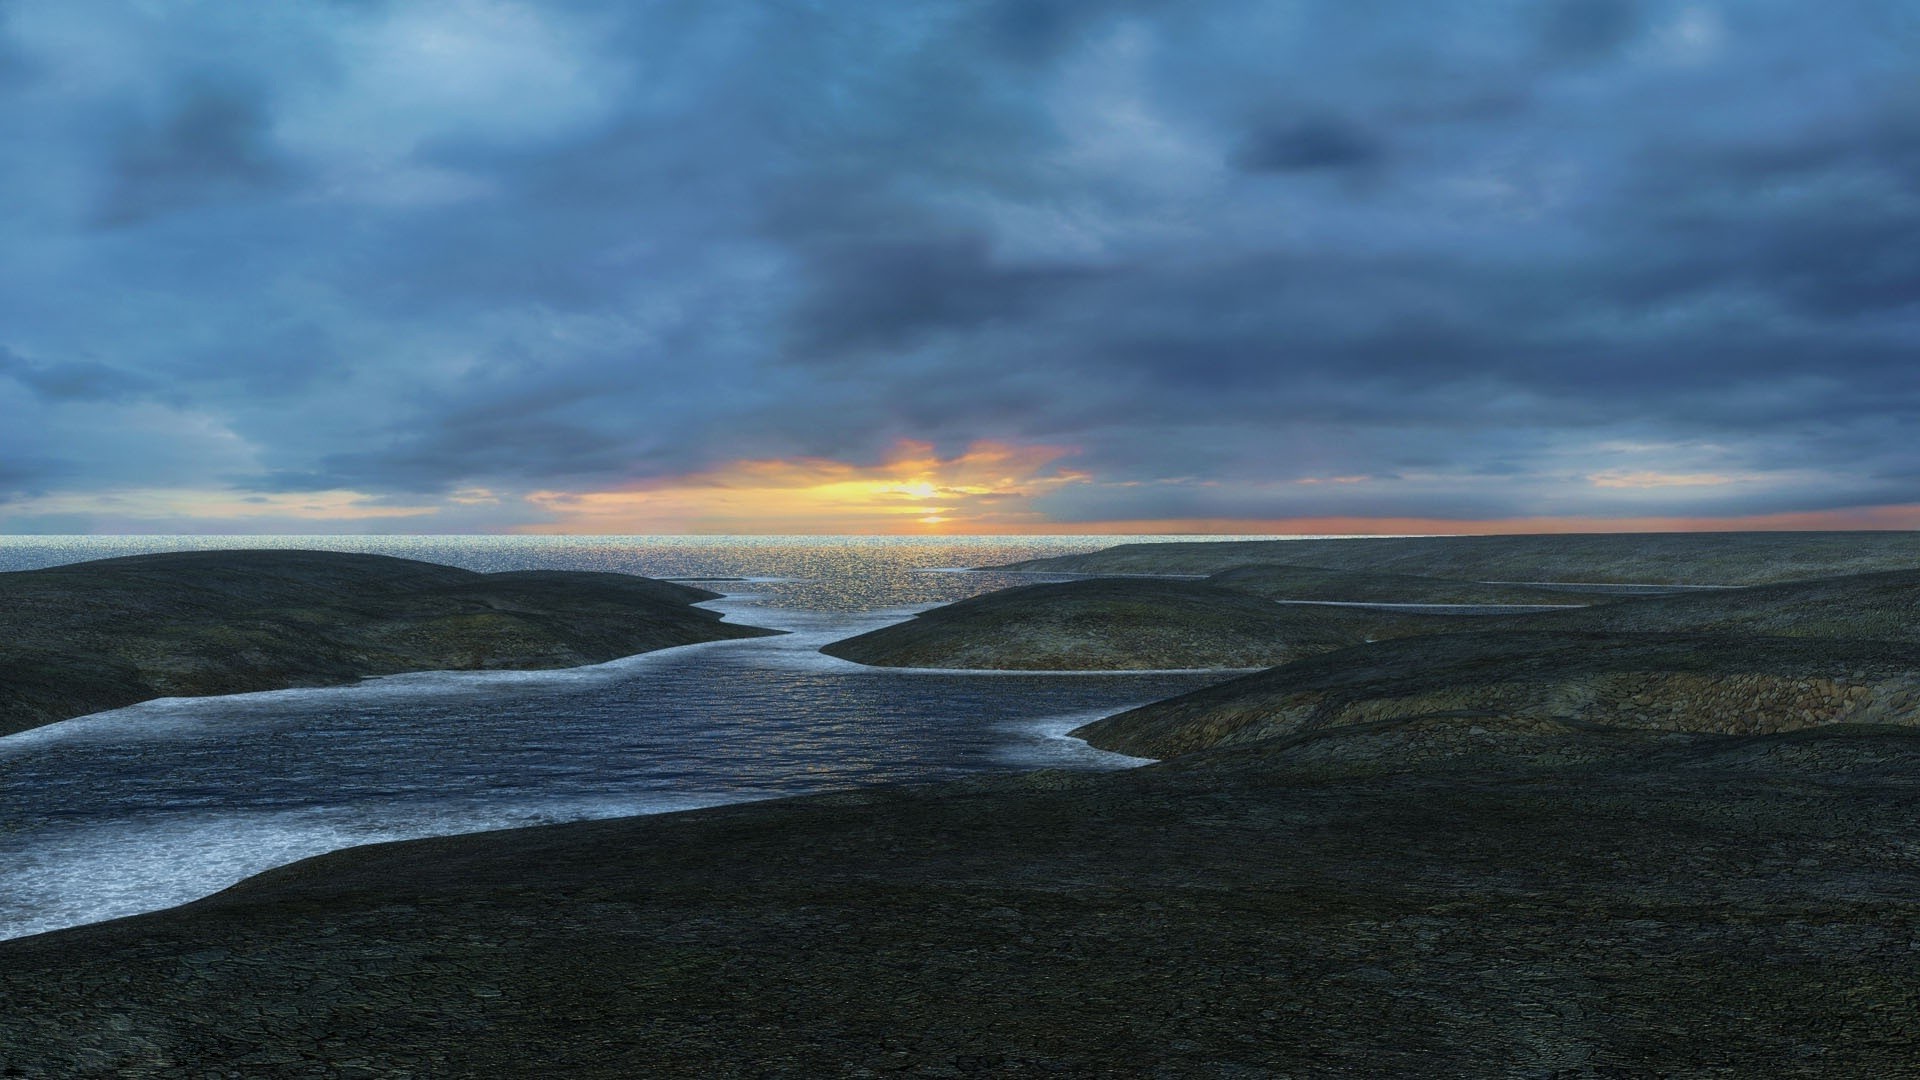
6,438,1920,535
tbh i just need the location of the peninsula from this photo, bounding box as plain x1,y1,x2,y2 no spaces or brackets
0,549,778,737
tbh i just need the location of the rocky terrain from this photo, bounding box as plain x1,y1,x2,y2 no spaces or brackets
820,577,1451,670
999,530,1920,584
7,534,1920,1075
4,719,1919,1077
1076,630,1920,759
1485,566,1920,640
1076,568,1920,757
1198,562,1646,605
0,549,777,736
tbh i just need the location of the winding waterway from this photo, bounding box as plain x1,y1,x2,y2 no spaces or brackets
0,535,1293,940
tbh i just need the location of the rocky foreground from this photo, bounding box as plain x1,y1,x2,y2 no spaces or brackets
6,535,1920,1076
0,549,778,736
3,719,1919,1077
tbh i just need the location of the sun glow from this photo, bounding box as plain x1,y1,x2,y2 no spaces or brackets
522,440,1091,534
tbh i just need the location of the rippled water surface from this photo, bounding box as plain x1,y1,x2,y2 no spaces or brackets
0,535,1288,939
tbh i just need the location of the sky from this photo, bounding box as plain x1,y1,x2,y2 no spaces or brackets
2,0,1918,535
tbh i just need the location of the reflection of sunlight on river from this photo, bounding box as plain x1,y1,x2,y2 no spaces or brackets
0,535,1279,940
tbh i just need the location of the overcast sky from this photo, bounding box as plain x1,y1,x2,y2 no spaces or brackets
2,0,1917,534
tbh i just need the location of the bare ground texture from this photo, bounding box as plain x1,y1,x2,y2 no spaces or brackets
0,549,778,737
11,535,1920,1076
996,530,1920,584
1077,568,1920,757
1198,563,1657,605
3,721,1920,1078
818,577,1451,670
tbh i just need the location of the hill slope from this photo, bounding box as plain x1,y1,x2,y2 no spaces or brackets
0,549,778,736
1200,563,1638,605
820,577,1450,670
1073,566,1920,757
999,531,1920,584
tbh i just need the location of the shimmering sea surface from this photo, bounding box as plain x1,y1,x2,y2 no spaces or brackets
0,534,1301,940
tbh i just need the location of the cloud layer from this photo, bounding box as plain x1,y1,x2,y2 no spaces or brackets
2,1,1917,532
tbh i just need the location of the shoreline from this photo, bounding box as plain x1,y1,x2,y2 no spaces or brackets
0,550,782,739
8,720,1920,1075
12,535,1920,1073
2,700,1162,943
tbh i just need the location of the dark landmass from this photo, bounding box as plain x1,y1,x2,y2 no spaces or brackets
998,530,1920,584
4,719,1919,1077
1076,630,1920,759
9,534,1920,1075
0,549,778,737
1486,566,1920,641
1076,568,1920,757
1199,563,1640,605
819,577,1448,670
843,557,1920,675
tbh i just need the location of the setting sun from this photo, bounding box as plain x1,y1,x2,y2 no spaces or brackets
521,440,1091,534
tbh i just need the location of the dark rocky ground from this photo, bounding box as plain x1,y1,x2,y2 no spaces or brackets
3,719,1919,1078
1078,630,1920,758
8,537,1920,1077
1485,567,1920,641
1076,569,1920,756
0,549,777,736
1197,563,1658,605
998,530,1920,583
819,577,1450,670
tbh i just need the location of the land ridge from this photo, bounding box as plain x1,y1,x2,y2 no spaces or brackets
819,576,1454,670
996,530,1920,584
0,549,779,737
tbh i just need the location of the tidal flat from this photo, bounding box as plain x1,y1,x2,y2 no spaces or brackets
4,532,1920,1077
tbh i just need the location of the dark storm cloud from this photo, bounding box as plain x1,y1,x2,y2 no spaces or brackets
0,345,149,402
785,235,1111,357
94,81,293,227
1233,116,1381,173
0,454,65,502
1537,0,1643,59
5,0,1920,529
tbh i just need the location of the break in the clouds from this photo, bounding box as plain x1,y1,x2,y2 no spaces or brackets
2,0,1918,533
